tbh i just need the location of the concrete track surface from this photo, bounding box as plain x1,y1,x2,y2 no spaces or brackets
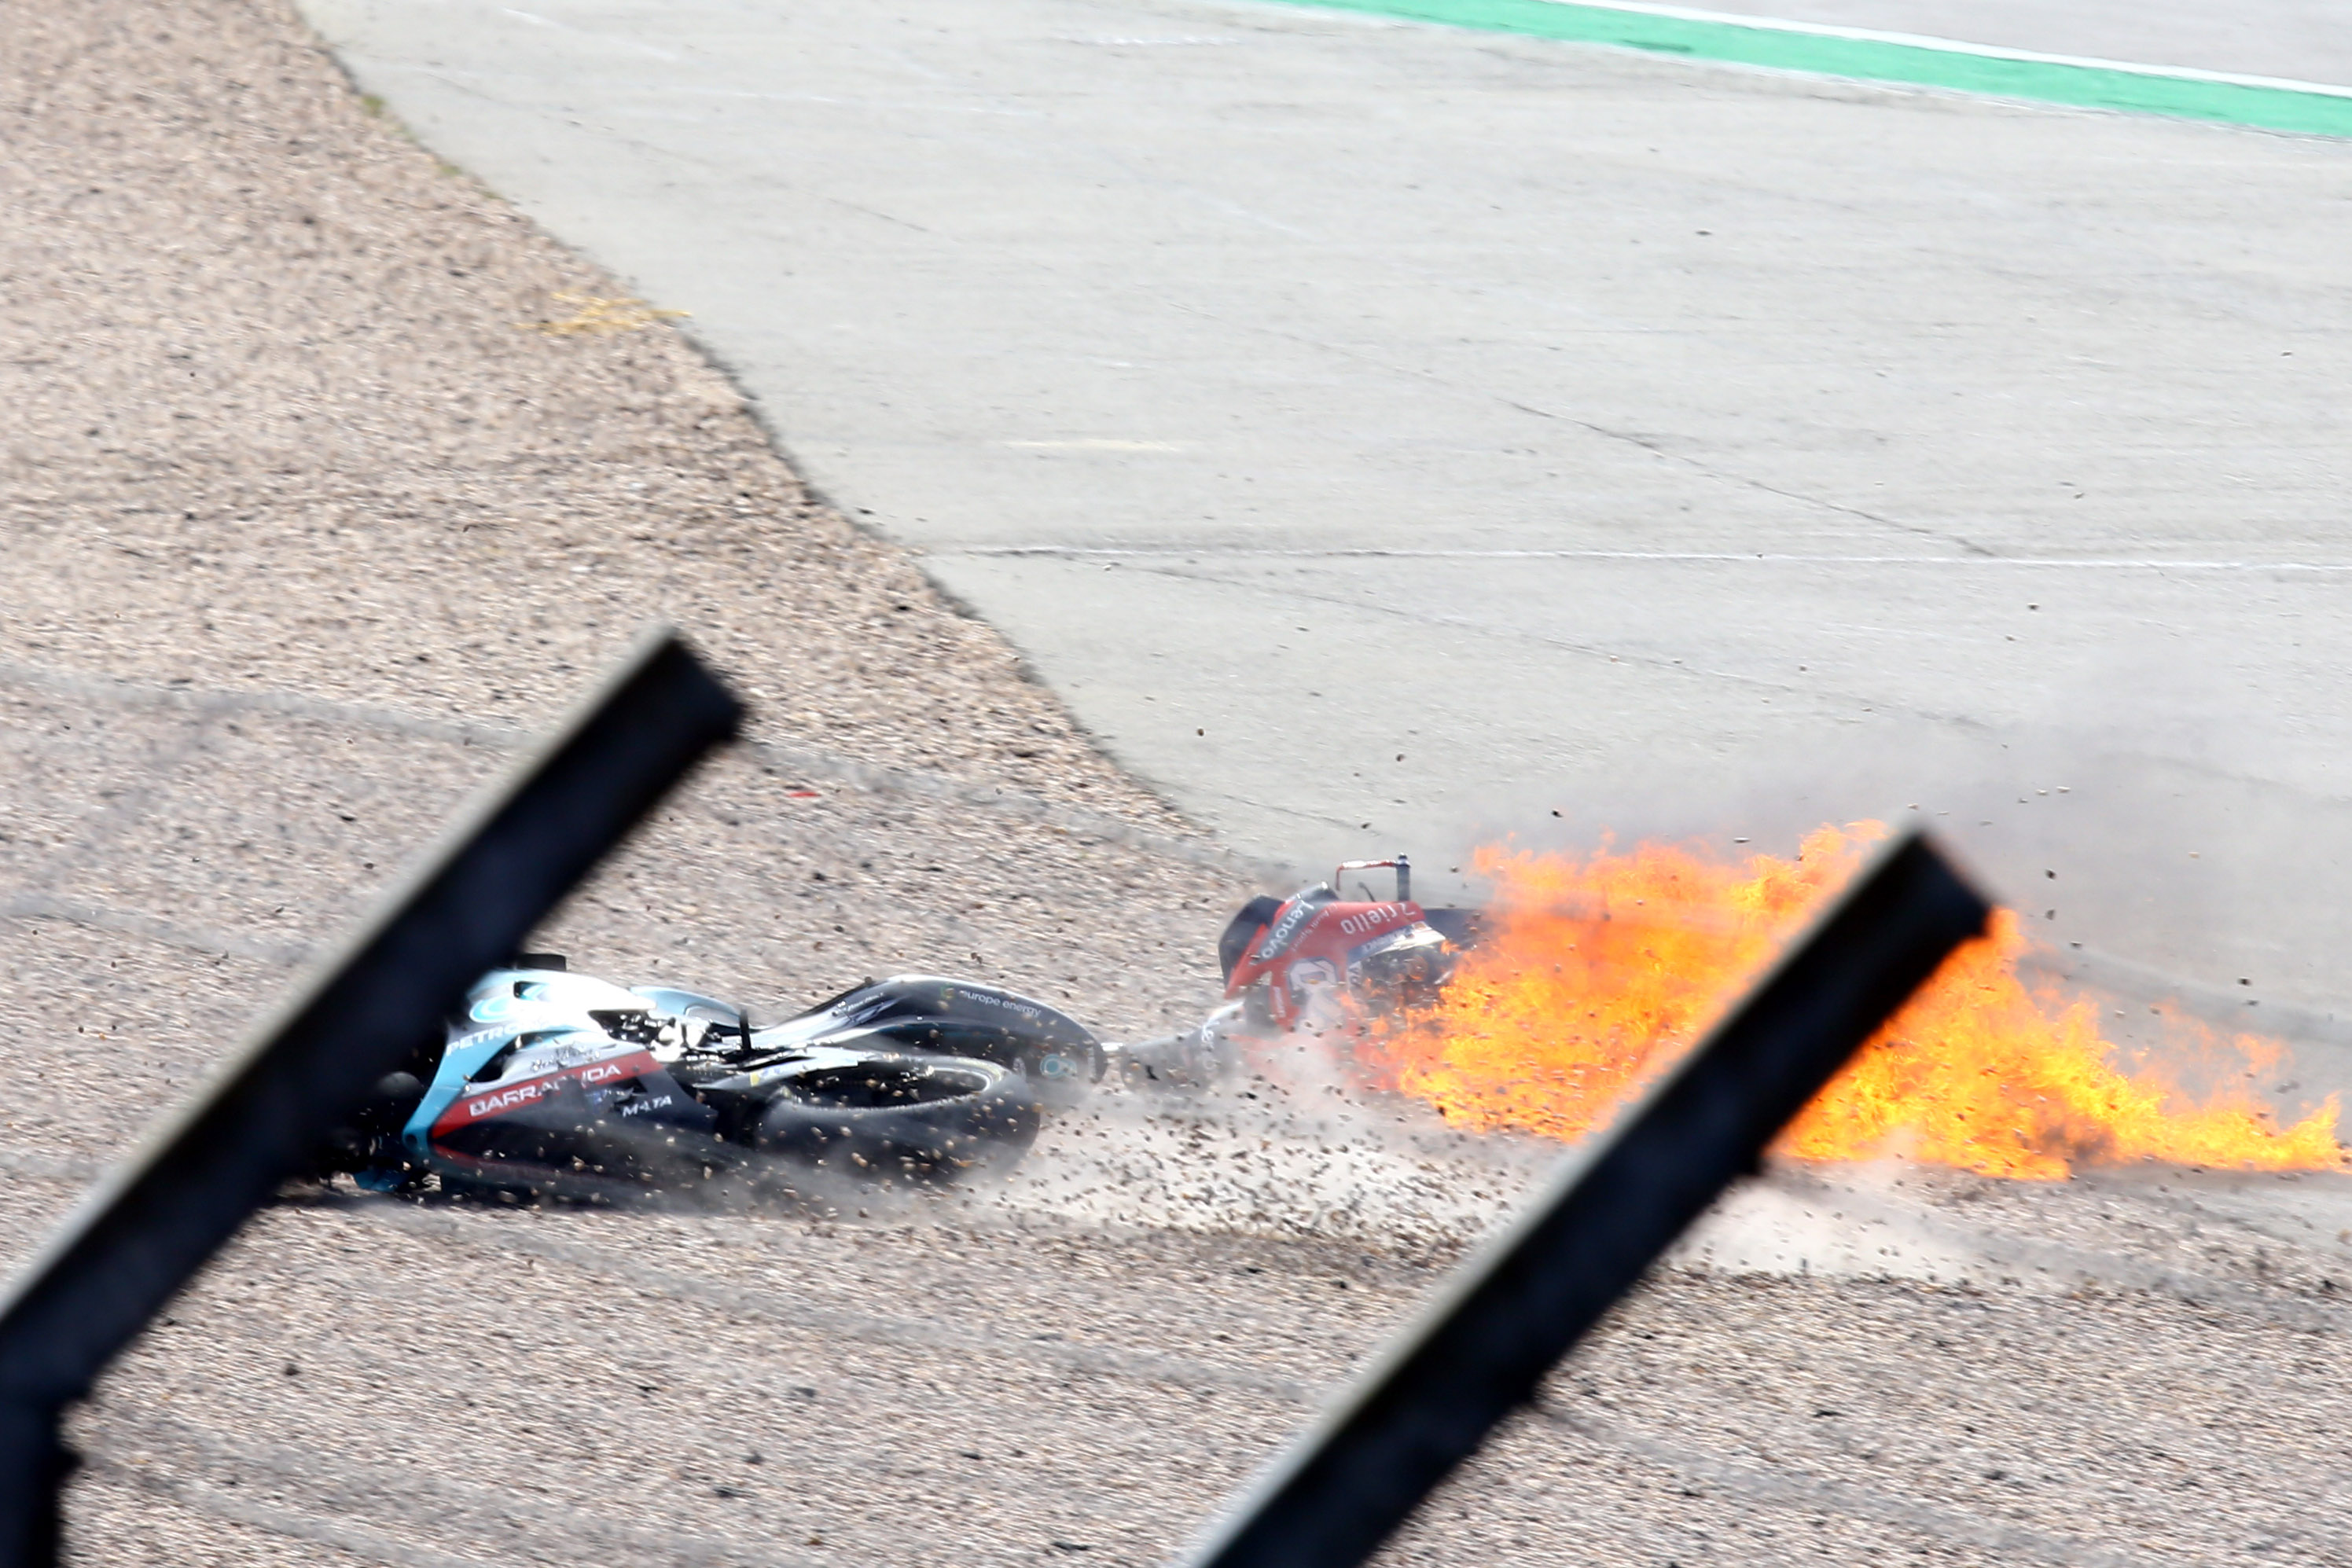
303,0,2352,1025
7,2,2352,1565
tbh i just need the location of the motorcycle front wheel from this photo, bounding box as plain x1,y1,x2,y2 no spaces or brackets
752,1052,1040,1180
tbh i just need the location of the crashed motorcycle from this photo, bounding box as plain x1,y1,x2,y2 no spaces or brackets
327,958,1102,1199
1110,856,1477,1089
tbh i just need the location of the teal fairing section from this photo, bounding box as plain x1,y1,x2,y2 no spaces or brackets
401,1027,538,1159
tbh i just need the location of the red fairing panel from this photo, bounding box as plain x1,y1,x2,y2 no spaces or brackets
1226,899,1427,1024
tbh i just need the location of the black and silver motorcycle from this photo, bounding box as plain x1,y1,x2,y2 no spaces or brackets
328,957,1102,1199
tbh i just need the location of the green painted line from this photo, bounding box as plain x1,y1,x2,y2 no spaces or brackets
1270,0,2352,138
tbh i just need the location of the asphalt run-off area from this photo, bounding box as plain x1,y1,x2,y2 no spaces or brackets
305,0,2352,1038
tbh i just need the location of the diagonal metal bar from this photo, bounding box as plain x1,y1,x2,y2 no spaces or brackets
1178,829,1990,1568
0,625,741,1566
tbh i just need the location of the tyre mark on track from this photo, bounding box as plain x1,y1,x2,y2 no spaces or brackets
1532,1402,2192,1568
81,1414,799,1568
0,694,220,902
0,892,309,968
358,1204,1323,1403
84,1455,494,1568
103,1210,2214,1568
0,1146,105,1184
0,659,522,751
0,657,1290,884
469,1206,2352,1560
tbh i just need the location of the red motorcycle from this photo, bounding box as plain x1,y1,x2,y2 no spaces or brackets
1113,856,1477,1088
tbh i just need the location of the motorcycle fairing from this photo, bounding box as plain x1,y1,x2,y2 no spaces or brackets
1224,895,1432,1028
384,964,1093,1189
406,967,721,1168
426,1044,664,1142
750,975,1102,1085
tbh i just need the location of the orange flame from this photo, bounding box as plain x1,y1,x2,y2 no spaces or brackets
1358,824,2344,1178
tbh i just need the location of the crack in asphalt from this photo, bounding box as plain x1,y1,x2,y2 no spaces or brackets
989,550,1997,739
1137,281,1999,560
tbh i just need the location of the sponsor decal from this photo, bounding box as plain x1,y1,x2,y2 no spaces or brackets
1253,894,1326,965
616,1093,676,1118
469,994,516,1023
436,1050,660,1133
1337,903,1412,938
954,990,1043,1022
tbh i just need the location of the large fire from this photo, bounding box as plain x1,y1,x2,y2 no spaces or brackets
1357,824,2344,1179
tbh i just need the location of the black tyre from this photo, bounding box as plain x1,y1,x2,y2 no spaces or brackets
753,1052,1040,1179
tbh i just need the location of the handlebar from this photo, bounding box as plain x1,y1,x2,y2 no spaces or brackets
1332,855,1410,903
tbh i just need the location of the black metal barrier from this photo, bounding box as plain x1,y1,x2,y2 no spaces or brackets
1177,832,1989,1568
0,627,741,1566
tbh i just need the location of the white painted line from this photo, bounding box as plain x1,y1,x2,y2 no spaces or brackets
1520,0,2352,99
950,545,2352,571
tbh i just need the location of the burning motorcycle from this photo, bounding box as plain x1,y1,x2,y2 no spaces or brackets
325,958,1102,1199
1110,856,1476,1089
